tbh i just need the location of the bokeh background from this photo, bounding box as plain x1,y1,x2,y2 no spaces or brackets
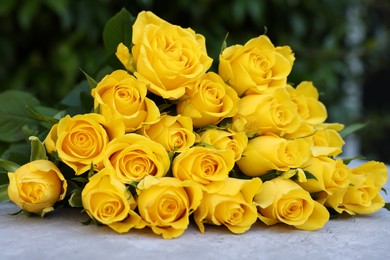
0,0,389,163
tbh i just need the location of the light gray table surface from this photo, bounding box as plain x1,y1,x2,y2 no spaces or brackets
1,160,389,260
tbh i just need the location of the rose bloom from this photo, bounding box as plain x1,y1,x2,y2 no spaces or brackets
299,156,351,195
176,72,240,128
103,134,170,183
172,146,235,192
82,168,144,233
44,113,115,175
136,176,203,239
286,81,327,126
326,161,388,215
198,128,248,161
194,177,262,234
92,70,160,132
140,114,196,153
219,35,295,97
237,133,310,177
8,160,67,215
132,11,213,100
254,177,330,231
233,87,301,137
304,123,345,157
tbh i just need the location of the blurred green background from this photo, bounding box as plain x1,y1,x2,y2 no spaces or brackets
0,0,389,163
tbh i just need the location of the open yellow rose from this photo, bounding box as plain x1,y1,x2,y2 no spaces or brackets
82,168,144,233
44,113,110,175
198,128,248,161
233,87,301,137
136,176,203,239
330,161,388,215
132,11,213,100
8,160,67,216
299,157,351,196
304,123,345,157
194,177,262,234
219,35,294,97
140,114,196,152
172,146,235,192
254,178,329,230
286,82,327,126
103,134,170,183
92,70,160,133
237,133,310,177
176,72,240,128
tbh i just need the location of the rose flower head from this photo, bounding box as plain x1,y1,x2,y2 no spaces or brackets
92,69,160,133
132,11,213,100
103,134,170,184
140,114,196,153
172,146,235,192
232,87,301,137
194,177,262,234
44,113,113,175
254,177,330,231
237,133,310,177
82,168,144,233
219,34,295,97
8,160,67,216
136,176,203,239
198,128,248,161
326,161,388,215
176,72,240,129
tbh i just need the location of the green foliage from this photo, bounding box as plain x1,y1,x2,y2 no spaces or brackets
103,8,135,55
28,136,48,161
0,184,9,202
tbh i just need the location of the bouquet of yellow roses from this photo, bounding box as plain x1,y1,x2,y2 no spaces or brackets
0,9,389,239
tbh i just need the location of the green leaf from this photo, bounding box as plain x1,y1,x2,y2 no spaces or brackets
79,68,97,90
220,32,229,54
384,203,390,211
0,184,9,202
68,188,83,208
25,105,59,128
0,159,20,172
260,170,282,182
0,90,40,142
340,122,367,138
304,170,318,180
103,7,135,55
29,136,48,161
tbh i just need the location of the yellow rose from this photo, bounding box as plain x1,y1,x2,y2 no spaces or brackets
140,114,196,152
7,160,67,215
237,133,310,177
305,123,345,157
132,11,213,100
103,134,170,183
254,178,329,230
219,35,294,97
194,177,262,234
44,113,110,175
82,168,144,233
172,146,235,192
286,82,327,125
176,72,240,128
136,176,203,239
198,128,248,161
233,88,301,137
299,157,351,195
92,70,160,132
333,161,388,215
